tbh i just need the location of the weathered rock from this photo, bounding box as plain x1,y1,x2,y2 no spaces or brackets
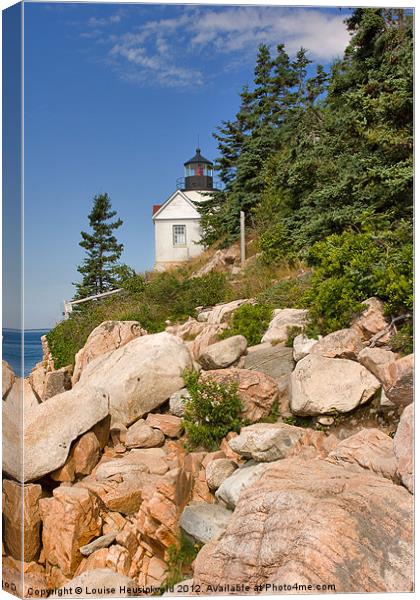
215,461,270,509
43,367,72,400
29,362,47,400
3,480,43,561
244,343,294,381
351,297,391,344
261,308,308,345
71,431,101,477
290,354,381,415
2,565,49,599
180,502,233,544
327,428,397,481
125,419,165,449
146,413,183,438
169,388,189,417
228,423,306,462
79,532,118,556
381,354,413,407
205,299,253,325
72,320,147,384
199,335,247,370
2,360,15,399
166,318,207,341
310,328,363,360
13,385,109,482
136,467,192,550
39,487,102,577
105,544,131,576
78,332,193,426
194,458,413,593
292,334,319,362
58,569,137,597
205,459,237,491
190,324,229,359
201,368,279,423
393,403,413,493
357,347,398,381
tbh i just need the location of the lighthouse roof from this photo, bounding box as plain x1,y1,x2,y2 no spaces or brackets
184,148,213,166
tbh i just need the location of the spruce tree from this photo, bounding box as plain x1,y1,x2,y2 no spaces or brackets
74,193,124,299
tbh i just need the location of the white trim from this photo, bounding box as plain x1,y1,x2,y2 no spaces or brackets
152,189,199,221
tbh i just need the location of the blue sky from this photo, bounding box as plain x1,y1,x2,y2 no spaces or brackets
20,1,352,328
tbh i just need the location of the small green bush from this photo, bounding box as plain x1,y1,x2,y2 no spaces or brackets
163,534,202,592
257,275,311,310
389,321,413,355
182,370,242,450
285,325,302,347
220,303,272,346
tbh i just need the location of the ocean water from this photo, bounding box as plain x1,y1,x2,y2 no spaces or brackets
2,329,49,376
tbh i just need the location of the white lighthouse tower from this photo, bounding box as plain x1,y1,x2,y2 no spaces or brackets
152,148,215,271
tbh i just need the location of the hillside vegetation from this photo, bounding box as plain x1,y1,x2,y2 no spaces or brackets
47,9,413,368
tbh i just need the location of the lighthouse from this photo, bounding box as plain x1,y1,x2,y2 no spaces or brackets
152,148,216,271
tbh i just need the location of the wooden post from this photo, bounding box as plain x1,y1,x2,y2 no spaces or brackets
240,211,246,267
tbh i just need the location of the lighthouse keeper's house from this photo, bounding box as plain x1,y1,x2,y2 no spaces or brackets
152,148,216,271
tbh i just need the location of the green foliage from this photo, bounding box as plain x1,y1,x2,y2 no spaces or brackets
257,275,310,309
182,370,242,450
282,415,313,428
74,193,125,299
389,321,413,355
163,534,202,592
303,222,413,333
285,326,302,347
220,303,272,346
47,271,229,368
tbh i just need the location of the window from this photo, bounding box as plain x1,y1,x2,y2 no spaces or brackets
173,224,186,246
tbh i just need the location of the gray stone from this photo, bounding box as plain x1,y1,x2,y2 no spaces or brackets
125,419,165,448
292,335,319,362
180,502,233,544
244,343,294,381
229,423,305,462
216,461,270,509
199,335,247,370
79,532,118,556
169,388,189,417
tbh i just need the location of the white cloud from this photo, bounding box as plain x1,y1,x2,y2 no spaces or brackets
84,7,351,89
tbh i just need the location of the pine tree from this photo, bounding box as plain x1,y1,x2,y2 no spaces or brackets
74,193,124,299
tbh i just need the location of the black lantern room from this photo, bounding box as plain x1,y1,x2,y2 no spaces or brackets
183,148,214,191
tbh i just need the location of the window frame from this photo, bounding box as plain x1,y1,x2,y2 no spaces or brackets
173,224,187,247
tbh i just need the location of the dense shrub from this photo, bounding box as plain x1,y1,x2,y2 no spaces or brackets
182,370,242,450
257,274,311,310
303,224,413,333
163,534,202,591
220,303,272,346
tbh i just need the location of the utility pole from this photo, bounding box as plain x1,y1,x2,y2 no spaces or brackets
240,211,246,267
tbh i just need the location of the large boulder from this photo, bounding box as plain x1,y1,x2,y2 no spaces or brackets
351,297,390,344
393,403,413,493
180,503,233,545
193,458,413,593
199,335,247,370
39,487,102,577
2,360,15,398
290,354,381,415
145,413,183,438
261,308,308,345
72,320,147,384
310,328,363,360
58,569,137,597
189,324,228,359
215,461,270,509
43,367,72,400
244,343,294,381
200,368,279,423
327,428,397,481
78,332,193,426
2,480,43,561
8,385,109,482
228,423,305,462
200,299,253,325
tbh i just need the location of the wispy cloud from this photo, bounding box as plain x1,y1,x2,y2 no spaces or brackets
78,6,350,89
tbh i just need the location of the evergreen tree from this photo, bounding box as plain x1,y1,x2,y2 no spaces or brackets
74,193,124,299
